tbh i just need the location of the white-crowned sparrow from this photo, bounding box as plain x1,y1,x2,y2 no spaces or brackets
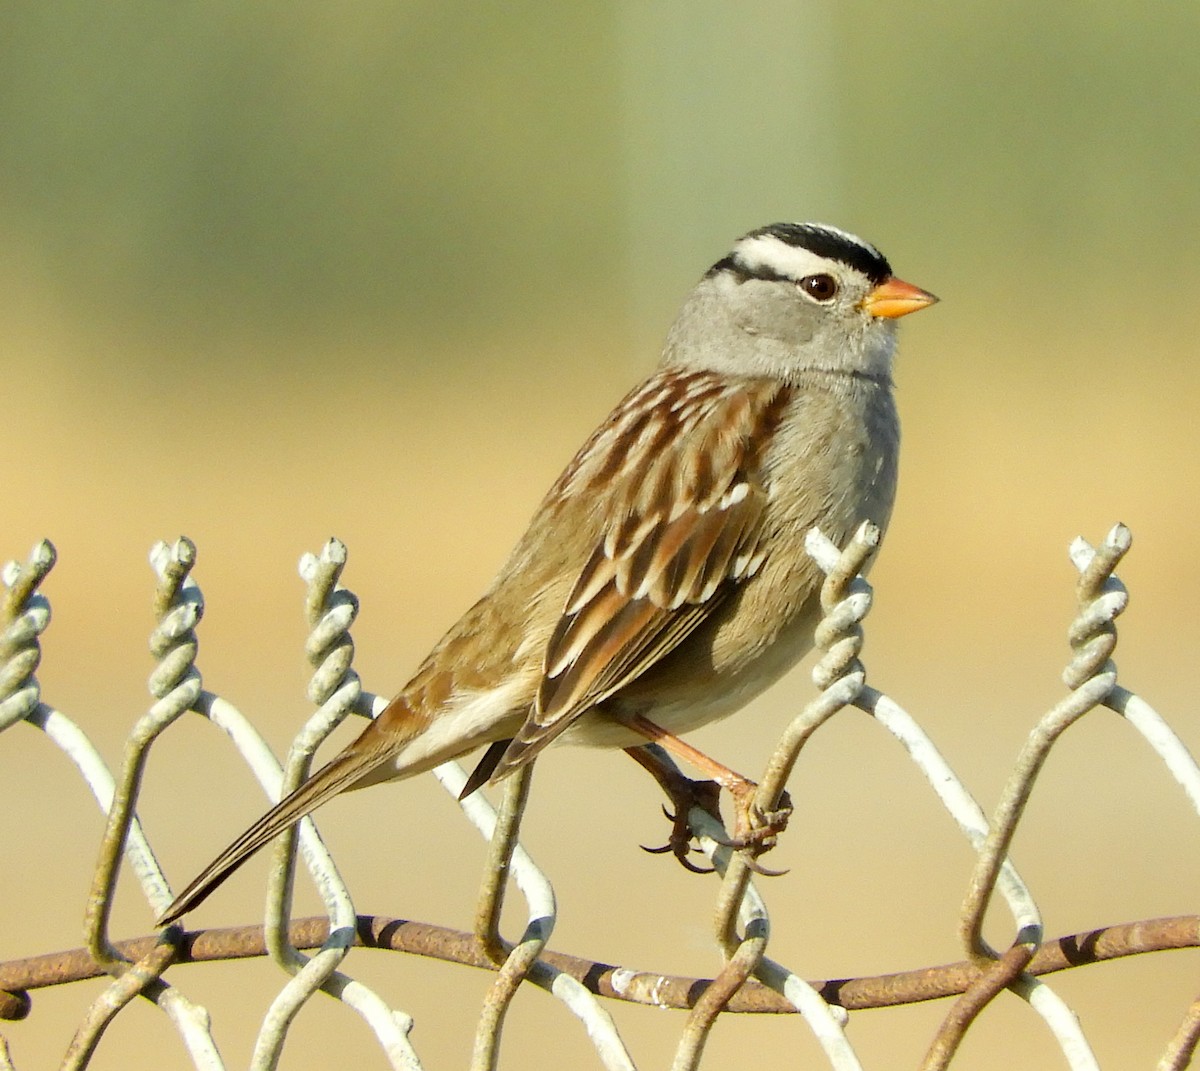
160,222,936,923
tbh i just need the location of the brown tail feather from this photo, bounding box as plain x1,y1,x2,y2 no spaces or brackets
158,743,392,926
486,712,579,787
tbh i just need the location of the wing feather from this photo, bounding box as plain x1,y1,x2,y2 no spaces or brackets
487,371,789,780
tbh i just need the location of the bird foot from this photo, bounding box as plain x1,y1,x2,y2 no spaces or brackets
641,776,723,873
641,772,793,876
722,782,793,875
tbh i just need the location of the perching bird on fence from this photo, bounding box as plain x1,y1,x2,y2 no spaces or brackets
159,222,936,925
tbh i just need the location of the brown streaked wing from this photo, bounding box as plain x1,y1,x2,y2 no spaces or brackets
486,371,786,780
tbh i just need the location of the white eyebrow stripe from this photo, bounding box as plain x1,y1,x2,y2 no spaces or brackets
732,234,845,282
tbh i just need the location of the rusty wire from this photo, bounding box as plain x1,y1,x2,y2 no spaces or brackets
1,525,1197,1069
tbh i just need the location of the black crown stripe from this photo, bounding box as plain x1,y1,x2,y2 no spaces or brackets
708,222,892,286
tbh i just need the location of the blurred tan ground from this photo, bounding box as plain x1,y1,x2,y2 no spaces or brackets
3,4,1199,1069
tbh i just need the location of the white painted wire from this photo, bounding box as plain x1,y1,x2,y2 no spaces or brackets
1,522,1196,1070
433,759,638,1071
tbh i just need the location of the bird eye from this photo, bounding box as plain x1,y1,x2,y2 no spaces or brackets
799,274,839,301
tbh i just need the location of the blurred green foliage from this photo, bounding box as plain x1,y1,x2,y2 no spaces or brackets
0,4,624,336
1,2,1197,366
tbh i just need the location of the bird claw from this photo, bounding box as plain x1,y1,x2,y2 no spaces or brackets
640,838,715,874
721,788,794,875
639,778,723,873
628,743,794,874
643,778,794,876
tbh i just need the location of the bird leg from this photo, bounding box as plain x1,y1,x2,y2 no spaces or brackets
623,715,793,871
624,743,722,872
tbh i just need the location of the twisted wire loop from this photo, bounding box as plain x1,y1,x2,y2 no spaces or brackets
927,528,1140,1070
433,759,635,1071
70,538,221,1071
1076,525,1200,1071
5,522,1200,1070
0,541,55,732
470,766,543,1071
0,542,219,1066
0,543,57,1023
253,539,419,1071
668,524,884,1071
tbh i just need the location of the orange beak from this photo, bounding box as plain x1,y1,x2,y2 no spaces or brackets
861,276,939,319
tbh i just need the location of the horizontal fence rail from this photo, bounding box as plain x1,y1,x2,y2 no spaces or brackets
0,524,1197,1070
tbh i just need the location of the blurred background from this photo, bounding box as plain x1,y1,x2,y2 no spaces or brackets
3,2,1199,1068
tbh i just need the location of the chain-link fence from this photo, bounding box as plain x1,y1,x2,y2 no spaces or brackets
1,524,1197,1070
